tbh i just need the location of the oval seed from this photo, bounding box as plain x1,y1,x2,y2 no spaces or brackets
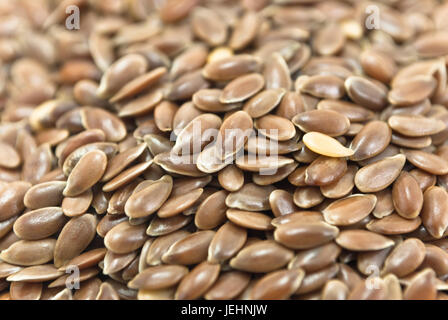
322,280,349,300
203,55,262,81
6,264,62,282
225,183,275,211
275,91,305,120
192,7,227,47
366,214,421,235
253,162,296,187
409,169,436,192
323,194,376,226
320,164,357,199
230,240,293,273
216,111,253,160
243,89,286,118
354,154,406,193
226,209,272,231
62,189,93,217
101,143,147,182
193,89,241,113
345,76,388,111
54,214,97,267
274,221,339,250
336,230,394,251
299,75,345,99
401,149,448,175
421,187,448,239
382,238,426,277
421,244,448,278
294,263,340,296
357,242,391,276
269,189,297,217
104,221,147,254
171,44,207,79
392,171,423,219
293,110,350,137
80,107,127,142
204,271,250,300
220,73,264,103
175,262,220,300
96,283,120,300
388,76,436,106
0,239,56,266
97,54,147,98
125,175,173,218
10,282,42,300
349,121,391,161
391,133,432,149
196,145,228,174
250,268,305,300
162,230,215,265
217,165,244,192
348,278,388,300
313,23,345,56
229,11,259,50
144,134,174,156
305,156,347,186
0,262,22,279
59,248,107,271
166,70,209,101
208,222,246,264
288,242,341,273
360,48,397,84
63,150,107,197
403,268,437,300
157,188,203,218
172,102,204,136
264,53,291,90
23,181,66,209
388,115,445,137
73,278,102,300
254,115,296,141
0,181,31,221
147,215,192,237
317,99,374,123
13,207,66,240
146,230,190,266
195,190,228,230
154,101,178,132
0,142,20,168
293,187,324,209
110,67,167,103
62,142,117,177
128,265,189,290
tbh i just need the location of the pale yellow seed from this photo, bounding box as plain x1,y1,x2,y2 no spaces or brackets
208,47,234,64
340,20,363,40
303,132,354,158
